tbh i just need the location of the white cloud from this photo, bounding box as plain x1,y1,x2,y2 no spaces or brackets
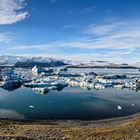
8,38,136,50
0,33,11,42
86,23,122,35
10,19,140,51
5,19,140,63
82,20,140,51
0,0,28,25
9,44,50,50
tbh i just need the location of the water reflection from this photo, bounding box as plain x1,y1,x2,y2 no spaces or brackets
1,85,21,92
0,109,25,119
1,84,140,96
31,86,66,95
0,86,140,120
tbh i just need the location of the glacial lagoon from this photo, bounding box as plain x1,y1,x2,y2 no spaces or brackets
0,68,140,120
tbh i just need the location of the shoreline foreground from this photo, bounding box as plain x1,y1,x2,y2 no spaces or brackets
0,113,140,140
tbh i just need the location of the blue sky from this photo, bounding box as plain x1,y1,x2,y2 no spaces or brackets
0,0,140,63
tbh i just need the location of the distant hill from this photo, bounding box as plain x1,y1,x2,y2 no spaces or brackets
14,60,67,67
0,55,139,68
67,60,139,69
0,55,68,67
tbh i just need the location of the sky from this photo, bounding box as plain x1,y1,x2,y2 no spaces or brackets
0,0,140,63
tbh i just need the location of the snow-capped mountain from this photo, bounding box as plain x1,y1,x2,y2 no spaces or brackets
68,60,139,69
83,60,111,66
67,60,112,66
0,55,27,65
0,55,139,68
0,55,69,66
71,60,124,67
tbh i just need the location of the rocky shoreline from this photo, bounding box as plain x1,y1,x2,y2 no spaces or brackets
0,113,140,140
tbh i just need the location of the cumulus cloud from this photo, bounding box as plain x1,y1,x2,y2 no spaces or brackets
0,0,28,25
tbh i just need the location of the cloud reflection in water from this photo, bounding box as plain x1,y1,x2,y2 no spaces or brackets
0,109,25,119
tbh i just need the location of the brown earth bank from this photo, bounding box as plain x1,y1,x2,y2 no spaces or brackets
0,113,140,140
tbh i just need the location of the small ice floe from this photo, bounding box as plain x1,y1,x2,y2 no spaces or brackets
131,104,135,106
117,105,122,110
49,101,52,104
29,105,35,108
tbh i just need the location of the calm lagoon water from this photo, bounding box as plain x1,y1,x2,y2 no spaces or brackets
0,68,140,120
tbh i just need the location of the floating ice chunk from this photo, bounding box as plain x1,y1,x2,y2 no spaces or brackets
49,101,52,104
131,104,135,106
29,105,34,108
117,105,122,110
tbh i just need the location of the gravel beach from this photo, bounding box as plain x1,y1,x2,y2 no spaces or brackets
0,113,140,140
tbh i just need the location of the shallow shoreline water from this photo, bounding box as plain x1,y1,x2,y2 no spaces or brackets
1,112,140,126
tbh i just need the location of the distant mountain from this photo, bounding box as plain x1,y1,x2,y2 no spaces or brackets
0,55,27,66
0,55,139,68
67,60,139,69
0,55,68,67
14,60,67,67
83,60,110,66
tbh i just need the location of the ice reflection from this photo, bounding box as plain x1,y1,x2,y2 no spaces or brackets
0,86,140,120
1,85,21,92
